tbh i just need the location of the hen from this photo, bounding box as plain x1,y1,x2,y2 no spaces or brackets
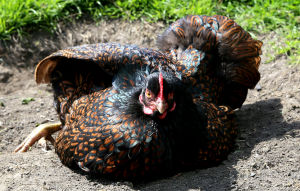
15,15,262,179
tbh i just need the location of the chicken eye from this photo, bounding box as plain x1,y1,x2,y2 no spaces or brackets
145,89,153,98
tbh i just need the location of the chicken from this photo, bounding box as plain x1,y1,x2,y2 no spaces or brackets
15,15,262,179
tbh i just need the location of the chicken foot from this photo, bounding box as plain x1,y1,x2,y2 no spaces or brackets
15,122,62,153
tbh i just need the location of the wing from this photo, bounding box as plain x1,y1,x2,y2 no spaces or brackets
157,15,262,108
35,43,175,123
35,43,175,85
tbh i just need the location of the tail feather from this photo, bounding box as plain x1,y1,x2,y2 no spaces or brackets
157,15,219,55
157,15,262,108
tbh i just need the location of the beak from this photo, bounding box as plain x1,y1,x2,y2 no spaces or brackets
156,99,168,114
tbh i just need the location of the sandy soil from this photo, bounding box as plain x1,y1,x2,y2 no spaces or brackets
0,19,299,191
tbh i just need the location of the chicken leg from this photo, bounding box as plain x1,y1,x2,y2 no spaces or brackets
15,122,62,153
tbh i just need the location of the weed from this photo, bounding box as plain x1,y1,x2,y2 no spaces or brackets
22,97,35,105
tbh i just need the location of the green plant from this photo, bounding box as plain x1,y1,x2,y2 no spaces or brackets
22,97,35,104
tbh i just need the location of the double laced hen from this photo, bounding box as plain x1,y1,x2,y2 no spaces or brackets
15,15,262,179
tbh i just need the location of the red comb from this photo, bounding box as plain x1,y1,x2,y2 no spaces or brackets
158,72,164,100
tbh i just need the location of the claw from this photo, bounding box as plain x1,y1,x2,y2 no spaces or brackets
14,122,62,153
38,137,52,152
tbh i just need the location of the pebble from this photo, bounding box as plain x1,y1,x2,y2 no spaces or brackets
255,83,262,91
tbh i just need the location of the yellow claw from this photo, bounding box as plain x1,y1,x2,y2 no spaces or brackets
14,122,62,153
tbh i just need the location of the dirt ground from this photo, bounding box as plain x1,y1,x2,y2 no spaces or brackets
0,19,299,191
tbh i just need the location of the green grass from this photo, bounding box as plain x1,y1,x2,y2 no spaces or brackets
0,0,105,40
100,0,216,22
0,0,64,39
0,0,299,63
218,0,300,64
